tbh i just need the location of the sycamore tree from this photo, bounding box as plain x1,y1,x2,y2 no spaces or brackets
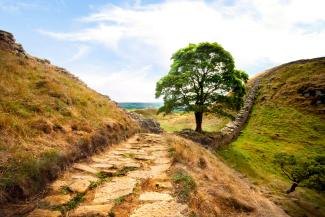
155,42,248,132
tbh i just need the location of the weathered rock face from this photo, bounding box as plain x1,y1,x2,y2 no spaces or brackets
0,30,26,55
128,112,163,134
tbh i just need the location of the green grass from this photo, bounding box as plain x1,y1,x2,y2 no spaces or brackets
217,106,325,216
55,192,85,213
218,105,325,180
0,149,63,194
115,167,137,177
216,58,325,217
172,169,196,202
59,186,72,195
132,109,229,132
114,195,126,205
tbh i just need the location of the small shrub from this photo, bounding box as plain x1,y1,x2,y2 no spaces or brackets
96,172,110,180
60,186,72,194
172,169,196,202
114,195,126,205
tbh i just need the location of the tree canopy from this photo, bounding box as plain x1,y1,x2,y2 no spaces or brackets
155,42,248,132
273,153,325,193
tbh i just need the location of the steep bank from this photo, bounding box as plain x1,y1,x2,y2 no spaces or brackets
167,134,289,217
218,57,325,217
0,30,139,203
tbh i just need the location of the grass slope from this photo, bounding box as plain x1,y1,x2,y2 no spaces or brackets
132,108,229,132
166,134,289,217
0,49,138,202
217,58,325,217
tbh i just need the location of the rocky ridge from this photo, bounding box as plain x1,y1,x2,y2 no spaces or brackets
0,30,86,86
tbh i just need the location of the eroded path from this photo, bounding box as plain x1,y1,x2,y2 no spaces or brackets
27,133,188,217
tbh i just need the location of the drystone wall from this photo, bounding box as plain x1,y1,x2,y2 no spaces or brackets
212,78,260,148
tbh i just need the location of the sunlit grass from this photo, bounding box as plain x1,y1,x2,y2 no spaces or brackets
132,108,229,132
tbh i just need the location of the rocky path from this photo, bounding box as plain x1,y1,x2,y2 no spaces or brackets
27,133,188,217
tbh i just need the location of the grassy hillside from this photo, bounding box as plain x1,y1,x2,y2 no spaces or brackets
0,44,139,202
217,58,325,217
132,108,229,132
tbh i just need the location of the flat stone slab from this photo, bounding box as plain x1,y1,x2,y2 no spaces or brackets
27,209,62,217
127,170,153,179
154,158,171,164
69,179,91,193
41,194,72,206
139,192,173,201
91,156,109,162
69,204,114,217
71,174,98,182
90,163,114,169
150,164,171,176
130,201,188,217
51,180,69,192
122,162,141,168
93,177,137,204
153,173,169,181
134,155,155,161
73,163,99,175
151,151,169,158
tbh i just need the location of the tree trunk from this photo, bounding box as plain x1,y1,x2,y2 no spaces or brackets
286,182,298,193
195,112,203,132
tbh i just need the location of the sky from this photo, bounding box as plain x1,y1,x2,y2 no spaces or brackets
1,0,324,102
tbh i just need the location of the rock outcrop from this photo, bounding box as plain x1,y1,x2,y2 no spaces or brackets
0,29,87,87
0,30,26,55
128,112,163,134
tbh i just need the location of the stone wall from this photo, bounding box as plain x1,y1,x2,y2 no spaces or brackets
211,78,260,148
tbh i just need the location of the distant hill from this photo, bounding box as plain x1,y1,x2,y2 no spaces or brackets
218,58,325,217
0,30,139,203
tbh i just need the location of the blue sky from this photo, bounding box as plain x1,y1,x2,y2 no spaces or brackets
1,0,325,102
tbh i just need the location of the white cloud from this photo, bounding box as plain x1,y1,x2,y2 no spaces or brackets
40,0,325,101
67,45,91,62
73,64,160,102
0,0,47,12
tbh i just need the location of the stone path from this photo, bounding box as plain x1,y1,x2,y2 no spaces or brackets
27,133,189,217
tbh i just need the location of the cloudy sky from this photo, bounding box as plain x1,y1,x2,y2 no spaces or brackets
1,0,324,102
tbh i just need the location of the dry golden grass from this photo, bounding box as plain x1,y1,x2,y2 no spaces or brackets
166,134,289,217
0,50,139,203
